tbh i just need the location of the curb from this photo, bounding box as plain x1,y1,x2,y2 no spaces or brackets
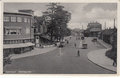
87,39,117,72
88,56,116,73
11,47,57,60
87,49,117,72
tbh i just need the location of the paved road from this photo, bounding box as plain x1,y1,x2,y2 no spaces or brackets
4,37,116,74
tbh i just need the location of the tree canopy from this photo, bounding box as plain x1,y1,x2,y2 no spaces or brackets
34,3,71,42
43,3,71,41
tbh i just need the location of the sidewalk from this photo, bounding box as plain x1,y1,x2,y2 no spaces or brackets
11,47,57,60
87,38,117,72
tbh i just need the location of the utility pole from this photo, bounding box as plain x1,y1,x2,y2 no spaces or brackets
81,25,84,48
114,18,115,29
104,22,106,30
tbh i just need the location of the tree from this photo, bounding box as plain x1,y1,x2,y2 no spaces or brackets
34,16,44,34
43,3,71,42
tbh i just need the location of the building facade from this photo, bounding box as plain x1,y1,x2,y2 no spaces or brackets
34,16,50,47
3,11,35,56
87,22,102,37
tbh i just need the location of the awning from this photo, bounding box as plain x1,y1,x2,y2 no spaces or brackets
3,42,35,49
40,35,51,40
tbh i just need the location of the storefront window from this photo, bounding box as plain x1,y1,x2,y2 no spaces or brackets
24,18,27,22
4,16,9,22
17,17,22,22
28,18,30,23
11,17,16,22
5,29,21,35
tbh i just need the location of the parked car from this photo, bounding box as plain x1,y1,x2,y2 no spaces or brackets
58,41,66,48
92,38,97,42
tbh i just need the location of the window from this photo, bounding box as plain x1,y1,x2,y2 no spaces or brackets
10,29,17,34
10,40,13,44
17,29,21,35
4,40,10,44
24,18,27,22
4,16,9,22
31,19,33,24
5,29,9,35
28,18,30,23
5,29,21,35
26,28,30,34
11,17,16,22
17,17,22,22
3,40,6,44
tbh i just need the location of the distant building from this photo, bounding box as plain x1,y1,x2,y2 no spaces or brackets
3,10,34,56
87,22,102,37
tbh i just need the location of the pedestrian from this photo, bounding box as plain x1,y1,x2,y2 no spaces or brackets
77,50,80,56
113,57,117,67
54,43,57,47
65,39,67,41
67,40,69,44
74,43,76,48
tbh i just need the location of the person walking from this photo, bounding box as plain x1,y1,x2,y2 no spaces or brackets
113,56,117,67
77,50,80,56
67,40,69,44
74,43,76,48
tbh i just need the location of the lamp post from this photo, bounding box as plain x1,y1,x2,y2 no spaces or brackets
81,25,84,48
58,26,64,56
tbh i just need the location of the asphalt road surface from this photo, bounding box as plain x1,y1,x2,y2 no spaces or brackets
4,37,116,74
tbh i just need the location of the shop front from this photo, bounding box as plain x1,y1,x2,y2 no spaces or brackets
3,42,35,55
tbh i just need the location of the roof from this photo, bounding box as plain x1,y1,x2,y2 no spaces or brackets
90,28,101,32
88,22,101,26
19,10,34,12
4,12,32,16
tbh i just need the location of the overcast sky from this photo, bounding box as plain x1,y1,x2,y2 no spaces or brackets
4,3,117,29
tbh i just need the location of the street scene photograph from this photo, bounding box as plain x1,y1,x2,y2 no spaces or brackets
3,2,117,74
